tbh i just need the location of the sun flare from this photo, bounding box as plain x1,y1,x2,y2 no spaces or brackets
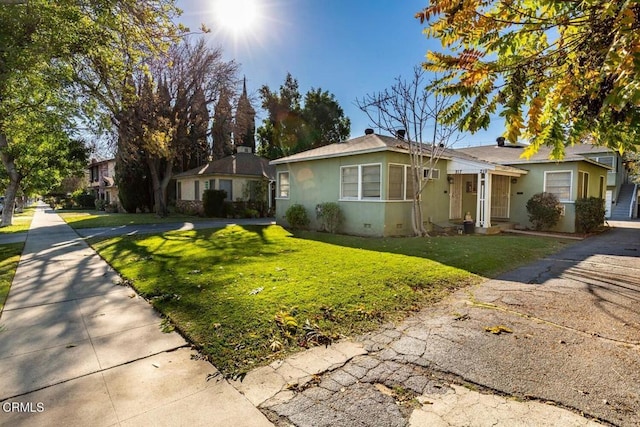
213,0,260,35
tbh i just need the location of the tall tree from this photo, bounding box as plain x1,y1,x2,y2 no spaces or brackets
212,88,234,159
118,38,237,216
356,67,460,236
257,73,350,159
184,85,210,169
416,0,640,157
234,77,256,152
0,0,182,225
257,73,304,159
301,88,350,150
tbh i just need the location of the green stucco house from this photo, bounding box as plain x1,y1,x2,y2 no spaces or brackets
271,132,627,236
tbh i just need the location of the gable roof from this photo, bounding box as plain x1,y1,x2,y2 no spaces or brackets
175,153,276,180
456,143,615,168
270,133,451,165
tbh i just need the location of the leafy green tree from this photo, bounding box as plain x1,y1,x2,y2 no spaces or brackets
257,73,304,159
257,74,350,159
0,0,183,225
416,0,640,157
301,89,351,150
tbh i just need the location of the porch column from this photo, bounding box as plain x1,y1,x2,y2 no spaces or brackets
475,171,492,228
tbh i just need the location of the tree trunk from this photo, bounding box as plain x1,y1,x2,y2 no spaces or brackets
0,132,23,227
146,156,173,218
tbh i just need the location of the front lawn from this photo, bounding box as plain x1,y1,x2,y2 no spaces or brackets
0,243,24,313
90,225,575,377
59,211,208,229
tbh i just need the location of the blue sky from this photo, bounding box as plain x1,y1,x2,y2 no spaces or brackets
176,0,504,147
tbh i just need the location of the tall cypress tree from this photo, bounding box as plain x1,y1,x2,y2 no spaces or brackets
211,88,234,159
234,77,256,152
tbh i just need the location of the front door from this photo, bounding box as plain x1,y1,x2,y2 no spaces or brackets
491,175,510,219
449,175,463,219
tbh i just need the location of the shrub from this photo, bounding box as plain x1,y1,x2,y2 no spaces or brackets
316,202,343,233
526,192,562,231
73,192,96,209
575,197,605,233
203,189,227,217
95,199,107,211
285,204,310,229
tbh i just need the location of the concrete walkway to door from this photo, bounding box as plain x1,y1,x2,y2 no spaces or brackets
0,204,272,426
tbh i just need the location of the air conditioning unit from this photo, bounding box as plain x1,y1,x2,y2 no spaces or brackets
423,168,440,180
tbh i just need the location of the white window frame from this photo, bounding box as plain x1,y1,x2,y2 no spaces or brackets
388,163,415,201
276,171,290,199
544,170,573,202
340,163,382,201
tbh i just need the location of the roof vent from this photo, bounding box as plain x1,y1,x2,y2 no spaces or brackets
364,128,374,135
496,136,505,147
395,129,406,140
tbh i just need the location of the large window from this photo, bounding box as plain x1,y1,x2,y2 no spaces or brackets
544,171,572,202
340,164,381,200
277,172,290,199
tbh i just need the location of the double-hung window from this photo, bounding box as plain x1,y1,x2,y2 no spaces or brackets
277,172,290,199
340,164,381,200
544,171,572,202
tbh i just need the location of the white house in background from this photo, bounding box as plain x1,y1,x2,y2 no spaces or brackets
174,146,276,213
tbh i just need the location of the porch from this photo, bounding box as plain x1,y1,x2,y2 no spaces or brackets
446,157,528,231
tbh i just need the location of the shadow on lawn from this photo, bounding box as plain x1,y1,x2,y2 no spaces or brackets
93,225,283,299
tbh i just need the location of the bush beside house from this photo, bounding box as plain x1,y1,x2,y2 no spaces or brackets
526,192,563,231
575,197,606,233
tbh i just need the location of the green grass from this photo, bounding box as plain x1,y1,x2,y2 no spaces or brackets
90,225,574,377
59,210,208,229
291,231,575,277
0,206,37,234
0,243,24,313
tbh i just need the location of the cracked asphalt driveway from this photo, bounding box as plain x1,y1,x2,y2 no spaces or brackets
258,221,640,426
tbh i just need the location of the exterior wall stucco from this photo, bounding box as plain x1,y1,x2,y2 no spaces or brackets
274,151,452,236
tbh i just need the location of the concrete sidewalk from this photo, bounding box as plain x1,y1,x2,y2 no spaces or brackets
0,206,272,426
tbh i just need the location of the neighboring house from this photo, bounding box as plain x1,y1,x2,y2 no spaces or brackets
174,147,276,213
271,132,624,236
87,158,119,206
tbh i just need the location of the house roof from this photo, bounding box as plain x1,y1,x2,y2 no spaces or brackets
270,132,528,175
174,153,276,180
456,143,614,168
270,133,450,165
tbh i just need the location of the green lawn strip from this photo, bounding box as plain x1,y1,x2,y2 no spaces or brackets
293,231,576,277
0,206,37,234
90,225,478,377
0,243,25,314
59,211,209,229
